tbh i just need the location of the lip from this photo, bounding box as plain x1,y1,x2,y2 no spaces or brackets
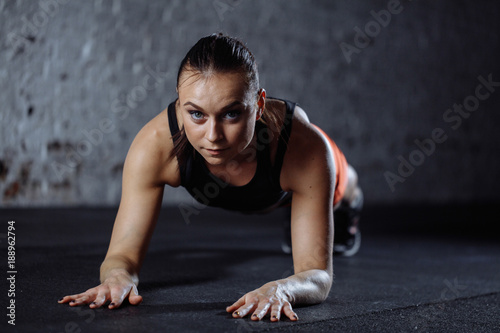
204,148,228,156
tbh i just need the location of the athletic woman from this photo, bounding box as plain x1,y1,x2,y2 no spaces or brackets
58,33,363,322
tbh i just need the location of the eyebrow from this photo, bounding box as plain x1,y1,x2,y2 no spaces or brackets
183,101,246,112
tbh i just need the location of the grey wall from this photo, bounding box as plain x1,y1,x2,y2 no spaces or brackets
1,0,499,207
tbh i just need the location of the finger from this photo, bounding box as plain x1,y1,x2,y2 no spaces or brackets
128,284,143,306
67,287,101,306
226,295,246,313
69,295,91,306
59,292,87,304
90,290,109,309
282,301,298,321
108,286,130,309
270,303,283,322
58,295,74,304
251,303,271,321
233,303,257,318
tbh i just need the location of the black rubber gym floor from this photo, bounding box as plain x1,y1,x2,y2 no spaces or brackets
1,204,499,332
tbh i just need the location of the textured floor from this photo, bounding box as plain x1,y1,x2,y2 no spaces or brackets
1,204,499,332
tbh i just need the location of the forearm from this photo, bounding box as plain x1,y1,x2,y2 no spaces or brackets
99,255,140,285
281,269,332,305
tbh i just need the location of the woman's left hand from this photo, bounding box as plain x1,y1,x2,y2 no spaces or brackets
226,280,298,322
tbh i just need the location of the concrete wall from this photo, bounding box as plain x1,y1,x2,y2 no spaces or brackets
1,0,499,207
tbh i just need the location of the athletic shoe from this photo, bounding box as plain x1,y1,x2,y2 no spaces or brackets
333,188,363,257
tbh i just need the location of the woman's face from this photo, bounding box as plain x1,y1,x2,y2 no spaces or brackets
177,70,259,167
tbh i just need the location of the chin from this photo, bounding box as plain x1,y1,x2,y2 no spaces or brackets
202,154,227,165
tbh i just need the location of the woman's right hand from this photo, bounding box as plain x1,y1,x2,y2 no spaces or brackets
58,269,143,309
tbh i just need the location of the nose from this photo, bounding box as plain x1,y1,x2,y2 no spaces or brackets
205,118,224,142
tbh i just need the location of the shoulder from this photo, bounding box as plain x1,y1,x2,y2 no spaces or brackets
124,107,181,188
280,104,335,193
264,98,310,133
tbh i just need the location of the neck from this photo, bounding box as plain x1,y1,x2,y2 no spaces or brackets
205,133,259,186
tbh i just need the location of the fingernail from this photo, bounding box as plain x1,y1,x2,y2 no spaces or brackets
58,298,64,302
91,302,96,305
252,314,257,318
70,300,75,304
293,315,298,320
110,303,115,307
233,311,239,316
272,315,277,319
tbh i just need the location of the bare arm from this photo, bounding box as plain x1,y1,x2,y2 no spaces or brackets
227,106,335,320
100,131,167,278
59,110,178,309
283,116,335,303
95,137,165,308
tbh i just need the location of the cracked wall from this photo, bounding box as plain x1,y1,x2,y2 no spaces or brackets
1,0,500,207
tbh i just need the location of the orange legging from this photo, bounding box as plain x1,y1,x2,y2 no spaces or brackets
313,125,349,206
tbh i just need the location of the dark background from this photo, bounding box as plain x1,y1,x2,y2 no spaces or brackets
1,0,499,207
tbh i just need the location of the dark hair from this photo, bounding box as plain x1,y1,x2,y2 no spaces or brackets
176,33,259,93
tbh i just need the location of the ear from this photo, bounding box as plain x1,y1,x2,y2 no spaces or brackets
256,89,266,120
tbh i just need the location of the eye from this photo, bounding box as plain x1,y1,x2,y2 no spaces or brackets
189,111,204,120
223,110,241,120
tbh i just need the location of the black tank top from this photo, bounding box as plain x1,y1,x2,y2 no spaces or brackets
168,98,295,213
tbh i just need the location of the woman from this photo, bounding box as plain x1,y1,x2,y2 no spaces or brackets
58,33,363,322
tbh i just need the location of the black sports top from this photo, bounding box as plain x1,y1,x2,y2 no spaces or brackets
168,98,296,213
